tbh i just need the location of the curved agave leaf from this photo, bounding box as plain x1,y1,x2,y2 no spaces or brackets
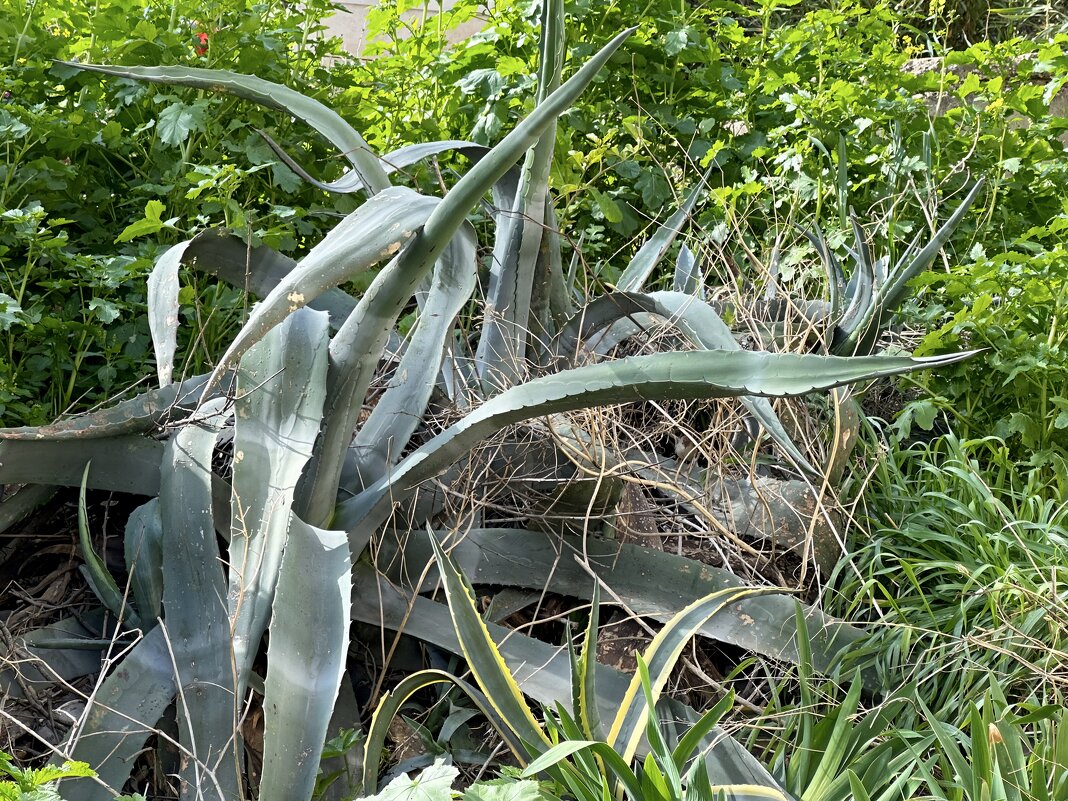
475,0,564,389
61,62,390,195
64,626,176,801
201,186,439,399
336,347,975,536
159,401,240,801
147,241,188,387
0,436,163,495
260,517,351,801
228,308,330,693
606,586,778,763
379,528,863,678
124,498,163,623
0,373,226,441
798,223,846,324
297,221,477,526
77,464,137,627
182,230,357,330
0,483,56,536
256,131,513,200
615,168,711,293
350,565,786,791
419,26,635,248
344,233,478,491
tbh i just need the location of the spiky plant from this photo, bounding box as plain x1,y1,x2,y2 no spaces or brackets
0,3,980,799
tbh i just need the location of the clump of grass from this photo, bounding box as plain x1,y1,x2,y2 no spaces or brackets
829,429,1068,722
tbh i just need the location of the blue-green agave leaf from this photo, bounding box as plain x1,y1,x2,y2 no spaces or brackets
260,517,352,801
124,498,164,623
61,62,390,194
228,308,330,695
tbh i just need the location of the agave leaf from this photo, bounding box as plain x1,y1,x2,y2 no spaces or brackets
229,308,330,693
297,221,477,526
201,186,439,400
380,529,865,678
0,436,163,495
419,27,635,250
64,625,176,801
475,0,564,388
124,498,164,623
645,290,816,474
0,612,104,700
256,131,513,200
61,62,390,195
672,243,702,298
798,223,846,323
260,517,351,801
361,669,525,796
833,179,984,356
335,348,976,536
0,483,56,536
159,401,240,801
0,373,226,441
344,230,478,491
428,535,550,757
350,565,786,791
615,168,710,293
182,229,357,330
77,464,137,627
147,241,188,388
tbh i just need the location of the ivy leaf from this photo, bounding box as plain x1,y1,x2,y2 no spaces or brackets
0,294,25,331
366,761,457,801
156,100,208,147
463,779,555,801
116,200,179,243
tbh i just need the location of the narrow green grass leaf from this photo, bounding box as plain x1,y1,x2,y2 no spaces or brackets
76,463,135,626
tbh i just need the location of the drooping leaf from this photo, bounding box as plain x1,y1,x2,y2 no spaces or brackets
335,348,976,536
200,186,439,400
61,62,390,194
124,498,163,623
77,463,137,627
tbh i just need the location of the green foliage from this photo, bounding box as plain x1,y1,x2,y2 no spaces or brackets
0,0,356,425
831,431,1068,719
0,754,94,801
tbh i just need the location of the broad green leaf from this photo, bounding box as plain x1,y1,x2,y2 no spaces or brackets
462,778,552,801
156,100,207,146
260,518,352,801
228,308,330,693
62,62,390,195
365,761,456,801
146,241,188,387
0,436,163,496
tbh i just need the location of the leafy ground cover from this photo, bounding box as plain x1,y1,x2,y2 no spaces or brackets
0,0,1065,799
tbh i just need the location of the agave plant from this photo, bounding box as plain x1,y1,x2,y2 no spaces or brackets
0,2,979,799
